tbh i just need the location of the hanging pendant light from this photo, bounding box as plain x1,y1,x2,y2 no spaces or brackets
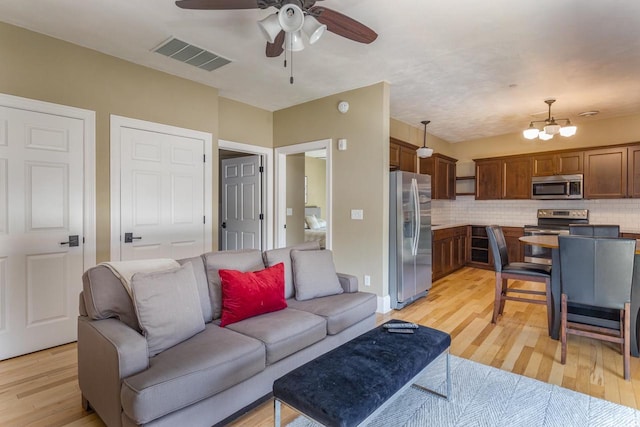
522,99,578,140
417,120,434,158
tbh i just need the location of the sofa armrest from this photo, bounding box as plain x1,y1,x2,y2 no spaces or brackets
337,273,358,293
78,316,148,427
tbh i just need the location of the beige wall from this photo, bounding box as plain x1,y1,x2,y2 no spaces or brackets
0,22,220,262
304,156,326,217
219,97,273,148
286,154,305,246
274,82,390,299
390,118,454,157
449,113,640,163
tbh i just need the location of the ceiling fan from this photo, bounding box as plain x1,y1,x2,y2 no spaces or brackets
175,0,378,58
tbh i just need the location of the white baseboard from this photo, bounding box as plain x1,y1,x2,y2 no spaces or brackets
377,295,392,314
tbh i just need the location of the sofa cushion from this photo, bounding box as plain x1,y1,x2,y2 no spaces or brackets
291,249,343,301
121,324,265,425
263,241,320,299
203,250,265,320
178,256,213,323
82,265,140,331
287,292,377,335
131,263,205,357
219,263,287,327
226,308,326,365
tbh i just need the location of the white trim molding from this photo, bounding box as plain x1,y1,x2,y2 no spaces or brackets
218,139,274,250
377,295,392,314
275,139,332,249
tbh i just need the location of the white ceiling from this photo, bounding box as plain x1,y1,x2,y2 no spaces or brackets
2,0,640,143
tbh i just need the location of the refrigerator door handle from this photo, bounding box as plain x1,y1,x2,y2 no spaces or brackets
411,178,420,256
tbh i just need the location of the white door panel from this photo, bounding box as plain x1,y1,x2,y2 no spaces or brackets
221,156,262,250
119,126,205,261
0,105,85,360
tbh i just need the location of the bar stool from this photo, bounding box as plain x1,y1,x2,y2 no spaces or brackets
486,225,553,334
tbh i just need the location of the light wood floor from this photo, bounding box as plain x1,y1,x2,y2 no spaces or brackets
2,267,639,426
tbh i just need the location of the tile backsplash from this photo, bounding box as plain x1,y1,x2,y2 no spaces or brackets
433,196,640,233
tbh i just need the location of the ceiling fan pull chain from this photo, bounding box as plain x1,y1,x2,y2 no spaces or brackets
290,50,294,84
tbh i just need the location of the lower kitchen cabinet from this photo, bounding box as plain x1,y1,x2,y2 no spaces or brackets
502,226,525,262
467,225,492,270
432,226,469,281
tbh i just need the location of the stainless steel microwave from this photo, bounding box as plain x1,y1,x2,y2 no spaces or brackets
531,174,583,199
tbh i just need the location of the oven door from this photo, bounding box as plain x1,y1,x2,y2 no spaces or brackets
523,228,567,265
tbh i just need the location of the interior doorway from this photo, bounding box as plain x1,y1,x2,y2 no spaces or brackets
275,139,332,249
218,140,273,251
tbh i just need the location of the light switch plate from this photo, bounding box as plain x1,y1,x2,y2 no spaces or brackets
351,209,364,220
286,208,293,216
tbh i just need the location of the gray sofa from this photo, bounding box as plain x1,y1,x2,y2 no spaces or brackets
77,243,377,427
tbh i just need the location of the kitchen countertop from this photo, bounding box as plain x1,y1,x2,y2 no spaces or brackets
431,223,640,234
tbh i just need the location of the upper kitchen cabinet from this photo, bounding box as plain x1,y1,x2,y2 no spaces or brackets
390,137,417,173
628,145,640,198
476,157,531,199
502,156,532,199
475,159,502,200
584,147,627,198
420,153,457,199
532,151,583,176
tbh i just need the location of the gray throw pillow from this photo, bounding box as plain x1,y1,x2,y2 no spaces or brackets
264,241,321,299
291,249,344,301
131,263,205,357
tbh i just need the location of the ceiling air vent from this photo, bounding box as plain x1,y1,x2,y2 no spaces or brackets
153,37,231,72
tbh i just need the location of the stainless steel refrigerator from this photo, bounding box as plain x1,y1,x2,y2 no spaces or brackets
389,170,432,309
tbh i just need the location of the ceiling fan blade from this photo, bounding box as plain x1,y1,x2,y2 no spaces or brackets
266,31,285,57
309,6,377,44
175,0,258,10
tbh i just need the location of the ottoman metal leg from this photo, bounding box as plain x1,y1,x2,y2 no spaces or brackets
274,399,281,427
411,350,450,401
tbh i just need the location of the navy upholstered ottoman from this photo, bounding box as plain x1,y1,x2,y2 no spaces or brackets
273,321,451,427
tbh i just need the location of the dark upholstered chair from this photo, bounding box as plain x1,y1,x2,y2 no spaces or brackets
486,225,553,334
569,224,620,237
558,235,635,380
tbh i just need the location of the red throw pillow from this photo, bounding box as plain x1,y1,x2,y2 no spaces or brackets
218,263,287,327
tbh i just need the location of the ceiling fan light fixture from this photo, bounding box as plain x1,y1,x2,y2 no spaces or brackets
257,13,281,44
278,3,305,33
284,31,305,51
302,16,327,44
523,123,539,140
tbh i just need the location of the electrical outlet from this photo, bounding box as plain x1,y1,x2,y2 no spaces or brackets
364,275,371,287
351,209,364,220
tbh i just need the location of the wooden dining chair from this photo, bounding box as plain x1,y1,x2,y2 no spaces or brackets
486,225,553,334
558,235,636,380
569,224,620,237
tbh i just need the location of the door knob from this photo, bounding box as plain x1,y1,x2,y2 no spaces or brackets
221,222,227,229
60,235,79,247
124,232,142,243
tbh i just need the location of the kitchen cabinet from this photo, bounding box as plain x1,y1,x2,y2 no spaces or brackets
502,226,524,262
532,151,583,176
502,157,531,199
390,138,417,172
475,157,531,200
584,147,627,198
468,225,493,270
432,226,468,281
628,146,640,198
420,153,457,200
475,159,502,200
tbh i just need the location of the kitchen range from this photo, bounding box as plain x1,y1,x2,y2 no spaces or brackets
523,209,589,265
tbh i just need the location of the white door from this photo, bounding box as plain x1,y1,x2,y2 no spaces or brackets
117,126,207,261
0,105,85,360
221,155,262,250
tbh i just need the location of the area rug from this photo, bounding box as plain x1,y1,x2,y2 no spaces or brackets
286,355,640,426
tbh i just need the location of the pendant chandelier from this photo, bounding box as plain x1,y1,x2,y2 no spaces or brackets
523,99,577,140
416,120,434,158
